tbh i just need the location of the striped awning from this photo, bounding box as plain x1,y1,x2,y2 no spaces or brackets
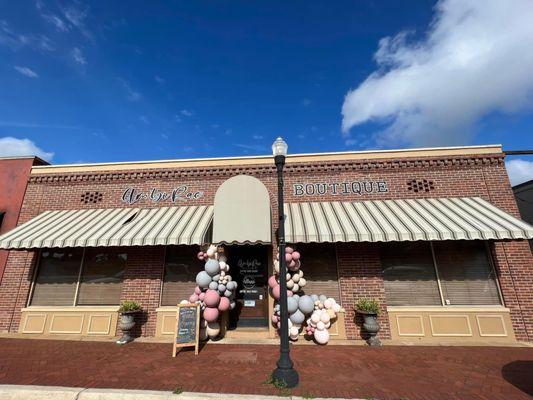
0,206,213,249
285,197,533,243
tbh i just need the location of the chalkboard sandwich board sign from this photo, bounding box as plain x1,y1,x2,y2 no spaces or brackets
172,303,200,356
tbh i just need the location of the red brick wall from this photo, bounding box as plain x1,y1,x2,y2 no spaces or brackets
0,152,531,341
118,246,165,337
0,158,42,282
337,243,390,340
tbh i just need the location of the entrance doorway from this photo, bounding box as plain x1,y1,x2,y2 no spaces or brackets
226,245,269,328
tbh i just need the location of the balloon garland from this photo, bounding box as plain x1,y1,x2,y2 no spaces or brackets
269,246,344,344
180,244,237,341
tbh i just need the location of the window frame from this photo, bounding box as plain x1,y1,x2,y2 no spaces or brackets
382,241,504,308
28,248,127,307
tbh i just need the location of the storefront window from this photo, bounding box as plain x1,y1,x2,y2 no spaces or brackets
294,243,340,300
30,249,83,306
76,250,126,305
433,242,500,305
381,242,441,306
161,246,203,306
380,241,501,307
30,248,127,306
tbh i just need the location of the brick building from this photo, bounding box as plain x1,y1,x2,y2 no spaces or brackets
0,156,48,283
0,144,531,344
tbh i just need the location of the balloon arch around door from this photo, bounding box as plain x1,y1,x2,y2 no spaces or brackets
181,244,344,344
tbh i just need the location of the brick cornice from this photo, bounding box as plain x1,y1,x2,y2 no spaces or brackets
28,154,504,183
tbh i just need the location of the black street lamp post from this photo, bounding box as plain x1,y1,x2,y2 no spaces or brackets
271,137,299,388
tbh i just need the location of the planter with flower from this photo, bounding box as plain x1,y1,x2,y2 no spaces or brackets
117,300,142,345
355,298,381,346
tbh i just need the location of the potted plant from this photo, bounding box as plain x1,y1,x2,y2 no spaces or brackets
355,298,382,346
116,300,142,345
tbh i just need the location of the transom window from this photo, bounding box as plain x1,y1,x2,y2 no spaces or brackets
381,241,501,306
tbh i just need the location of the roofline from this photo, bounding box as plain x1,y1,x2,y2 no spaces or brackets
513,179,533,191
30,144,503,174
0,155,49,165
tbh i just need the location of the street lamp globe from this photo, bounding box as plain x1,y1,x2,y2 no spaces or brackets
272,137,288,157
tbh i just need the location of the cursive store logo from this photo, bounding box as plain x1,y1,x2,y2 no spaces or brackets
121,186,204,205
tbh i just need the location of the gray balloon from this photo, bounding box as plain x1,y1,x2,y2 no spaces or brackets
229,301,236,310
226,281,236,290
196,271,212,288
290,309,305,325
292,294,300,301
319,294,327,303
287,297,299,314
310,294,319,302
218,284,226,292
205,259,220,276
298,295,315,314
224,289,232,297
209,281,218,290
212,274,221,282
274,304,280,312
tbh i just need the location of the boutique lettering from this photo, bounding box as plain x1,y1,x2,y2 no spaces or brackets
121,186,204,205
293,181,388,197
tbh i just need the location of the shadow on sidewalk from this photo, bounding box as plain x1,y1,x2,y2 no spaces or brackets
501,360,533,396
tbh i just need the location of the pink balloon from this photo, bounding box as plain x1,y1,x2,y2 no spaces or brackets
285,247,294,254
198,292,206,301
271,315,279,323
271,285,281,299
194,286,201,295
291,251,300,260
204,289,221,307
268,275,278,288
288,290,293,297
197,252,205,260
203,307,219,322
218,296,230,312
189,294,199,303
289,260,296,269
285,253,293,263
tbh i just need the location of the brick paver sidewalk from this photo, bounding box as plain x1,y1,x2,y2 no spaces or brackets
0,338,531,399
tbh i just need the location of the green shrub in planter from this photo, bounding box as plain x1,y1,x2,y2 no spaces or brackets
355,298,380,315
119,300,142,313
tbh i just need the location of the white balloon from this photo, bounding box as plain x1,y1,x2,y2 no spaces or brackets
292,284,299,292
317,321,325,331
286,280,294,289
292,274,300,283
299,278,307,287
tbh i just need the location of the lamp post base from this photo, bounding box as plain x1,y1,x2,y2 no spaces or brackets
272,366,299,388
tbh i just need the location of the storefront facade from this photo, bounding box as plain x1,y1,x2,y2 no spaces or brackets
0,144,531,344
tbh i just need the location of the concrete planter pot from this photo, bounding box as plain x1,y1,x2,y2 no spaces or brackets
357,309,382,346
116,310,140,345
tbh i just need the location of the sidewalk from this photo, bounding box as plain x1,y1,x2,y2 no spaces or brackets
0,385,351,400
0,338,531,399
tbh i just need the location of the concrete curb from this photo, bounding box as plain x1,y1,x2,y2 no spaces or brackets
0,385,358,400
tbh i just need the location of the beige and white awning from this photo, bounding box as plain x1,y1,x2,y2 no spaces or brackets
285,197,533,243
0,206,213,249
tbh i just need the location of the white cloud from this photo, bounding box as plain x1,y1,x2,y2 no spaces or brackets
14,66,38,78
0,137,54,160
342,0,533,147
252,134,263,140
71,47,86,65
180,109,194,117
302,98,312,107
59,2,92,40
139,115,149,124
345,139,357,146
118,79,141,101
506,159,533,186
155,75,165,84
42,14,69,32
1,21,54,52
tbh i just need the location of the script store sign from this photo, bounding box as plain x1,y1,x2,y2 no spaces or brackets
121,186,204,205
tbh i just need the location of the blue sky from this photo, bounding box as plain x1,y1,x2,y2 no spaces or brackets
0,1,532,183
